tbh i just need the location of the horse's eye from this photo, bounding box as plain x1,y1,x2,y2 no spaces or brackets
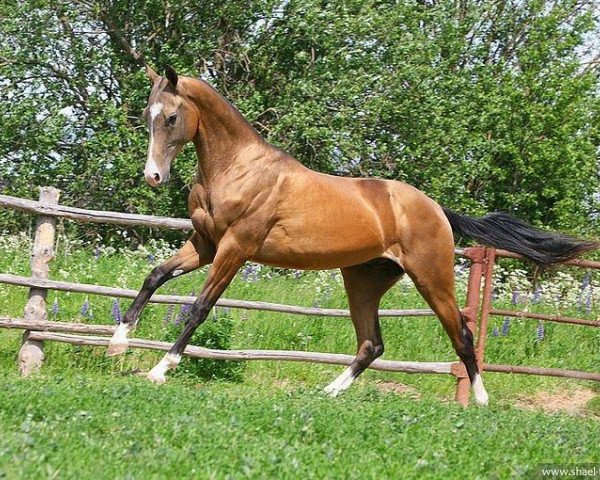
167,114,177,126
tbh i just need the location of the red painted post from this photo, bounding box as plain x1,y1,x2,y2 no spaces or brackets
476,248,496,371
454,246,486,406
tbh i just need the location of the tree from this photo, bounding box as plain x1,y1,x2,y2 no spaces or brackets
0,0,598,242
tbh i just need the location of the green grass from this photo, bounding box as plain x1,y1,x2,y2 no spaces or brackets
1,370,599,480
0,237,599,478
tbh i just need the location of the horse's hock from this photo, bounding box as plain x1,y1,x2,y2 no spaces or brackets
1,188,600,405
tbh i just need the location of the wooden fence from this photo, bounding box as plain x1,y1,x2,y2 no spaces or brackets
1,188,599,405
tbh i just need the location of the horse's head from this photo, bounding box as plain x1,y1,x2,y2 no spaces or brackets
143,65,198,186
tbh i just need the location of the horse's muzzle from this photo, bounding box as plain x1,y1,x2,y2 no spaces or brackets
144,164,170,187
144,171,163,186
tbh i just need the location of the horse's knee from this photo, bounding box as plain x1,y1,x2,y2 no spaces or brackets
372,342,384,359
358,340,384,363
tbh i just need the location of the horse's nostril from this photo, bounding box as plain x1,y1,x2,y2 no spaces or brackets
153,172,161,183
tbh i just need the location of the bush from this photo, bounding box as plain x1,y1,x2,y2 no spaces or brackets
162,307,244,382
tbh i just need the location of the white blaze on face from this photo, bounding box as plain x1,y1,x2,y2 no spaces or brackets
144,102,163,183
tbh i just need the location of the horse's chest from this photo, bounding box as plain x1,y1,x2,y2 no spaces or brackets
190,208,217,243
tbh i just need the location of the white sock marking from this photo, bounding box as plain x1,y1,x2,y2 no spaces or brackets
110,322,131,346
323,367,355,397
472,373,489,406
172,269,183,277
147,353,181,384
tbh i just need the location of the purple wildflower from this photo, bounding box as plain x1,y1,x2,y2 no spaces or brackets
536,322,545,342
492,326,499,337
582,272,591,290
163,304,175,325
111,299,122,324
241,263,260,282
532,287,542,304
456,262,469,275
175,303,192,326
511,290,519,305
80,297,90,317
293,270,302,279
94,245,101,260
585,291,592,313
147,254,156,265
501,317,511,336
51,298,59,316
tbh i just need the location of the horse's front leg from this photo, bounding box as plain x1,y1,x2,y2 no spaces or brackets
107,232,215,356
147,238,244,384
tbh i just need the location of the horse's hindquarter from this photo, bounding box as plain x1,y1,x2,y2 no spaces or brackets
254,173,403,269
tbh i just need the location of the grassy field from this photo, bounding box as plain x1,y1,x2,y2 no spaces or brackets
0,234,599,478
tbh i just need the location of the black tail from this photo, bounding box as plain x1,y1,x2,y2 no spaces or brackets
442,208,598,266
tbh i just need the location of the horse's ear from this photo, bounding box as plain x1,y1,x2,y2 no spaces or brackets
165,65,178,88
146,65,159,84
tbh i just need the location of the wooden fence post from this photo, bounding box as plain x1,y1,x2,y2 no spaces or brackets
18,187,60,376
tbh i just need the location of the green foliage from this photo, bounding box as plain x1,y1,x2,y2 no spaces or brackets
0,373,600,479
587,394,600,417
0,0,599,241
163,309,245,382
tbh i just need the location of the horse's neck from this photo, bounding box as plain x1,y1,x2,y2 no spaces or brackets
187,79,267,188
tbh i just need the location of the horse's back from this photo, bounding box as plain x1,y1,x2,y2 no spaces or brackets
253,164,452,269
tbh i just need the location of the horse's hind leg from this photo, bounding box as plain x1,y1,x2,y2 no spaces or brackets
324,259,402,397
107,232,215,356
404,248,489,405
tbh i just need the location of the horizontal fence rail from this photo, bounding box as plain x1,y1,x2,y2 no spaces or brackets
0,274,435,318
0,318,453,374
489,308,599,328
494,248,600,269
5,317,598,381
0,194,193,231
483,364,600,382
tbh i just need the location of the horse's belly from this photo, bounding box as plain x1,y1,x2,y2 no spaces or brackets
253,219,387,270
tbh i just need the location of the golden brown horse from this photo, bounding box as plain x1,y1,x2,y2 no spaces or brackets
107,65,596,404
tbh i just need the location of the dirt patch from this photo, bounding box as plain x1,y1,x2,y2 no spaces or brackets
374,381,420,398
515,388,597,416
272,378,309,391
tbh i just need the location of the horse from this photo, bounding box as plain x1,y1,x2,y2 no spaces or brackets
107,65,597,404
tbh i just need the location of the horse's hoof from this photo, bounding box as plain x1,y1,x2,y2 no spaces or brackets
475,391,489,406
147,369,167,385
106,342,128,357
323,385,342,398
473,374,489,406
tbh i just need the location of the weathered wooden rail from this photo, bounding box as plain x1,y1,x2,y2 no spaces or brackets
0,193,193,230
0,318,453,374
0,273,434,318
0,189,599,406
